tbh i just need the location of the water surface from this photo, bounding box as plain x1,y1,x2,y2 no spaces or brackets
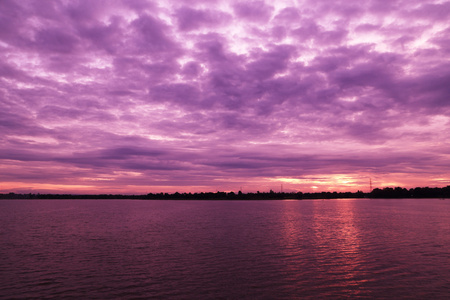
1,199,449,299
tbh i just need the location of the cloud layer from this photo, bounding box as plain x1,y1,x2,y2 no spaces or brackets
1,0,449,193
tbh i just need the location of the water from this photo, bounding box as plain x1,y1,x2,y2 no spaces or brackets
1,199,449,299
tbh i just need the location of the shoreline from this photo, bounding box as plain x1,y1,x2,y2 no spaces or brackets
1,186,449,200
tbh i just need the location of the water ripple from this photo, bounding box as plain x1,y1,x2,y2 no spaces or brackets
1,199,450,299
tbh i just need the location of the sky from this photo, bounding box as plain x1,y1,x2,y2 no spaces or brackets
1,0,450,194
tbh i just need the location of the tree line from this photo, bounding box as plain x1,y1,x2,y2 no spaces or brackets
1,186,449,200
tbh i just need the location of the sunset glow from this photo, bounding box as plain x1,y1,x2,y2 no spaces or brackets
1,0,449,194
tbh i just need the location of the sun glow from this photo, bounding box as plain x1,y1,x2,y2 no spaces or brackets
270,174,368,192
0,182,96,192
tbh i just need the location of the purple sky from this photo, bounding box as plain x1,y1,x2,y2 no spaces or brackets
1,0,450,194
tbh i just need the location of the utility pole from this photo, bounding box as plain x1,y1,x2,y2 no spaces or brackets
369,178,372,193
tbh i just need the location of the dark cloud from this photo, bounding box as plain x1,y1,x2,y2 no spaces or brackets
0,62,25,79
0,112,51,137
246,45,295,80
408,2,450,20
181,61,201,78
0,1,27,45
175,7,231,31
130,14,180,57
149,83,201,106
76,17,126,54
233,1,274,23
273,7,301,24
355,23,381,32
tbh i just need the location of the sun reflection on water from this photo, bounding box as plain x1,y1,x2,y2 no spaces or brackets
279,199,373,296
311,200,371,295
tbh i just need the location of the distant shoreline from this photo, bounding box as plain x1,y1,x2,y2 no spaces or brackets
1,186,449,200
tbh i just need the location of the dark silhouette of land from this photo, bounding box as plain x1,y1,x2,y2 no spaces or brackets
1,186,449,200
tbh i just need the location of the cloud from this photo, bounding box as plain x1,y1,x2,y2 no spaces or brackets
1,0,449,193
233,1,274,23
246,45,295,80
130,14,180,57
149,83,201,106
175,7,231,31
34,28,79,54
407,2,450,20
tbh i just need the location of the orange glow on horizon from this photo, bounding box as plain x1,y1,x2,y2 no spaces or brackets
2,172,449,195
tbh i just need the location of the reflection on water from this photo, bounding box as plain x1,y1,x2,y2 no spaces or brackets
1,199,450,299
279,200,368,297
311,200,366,296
